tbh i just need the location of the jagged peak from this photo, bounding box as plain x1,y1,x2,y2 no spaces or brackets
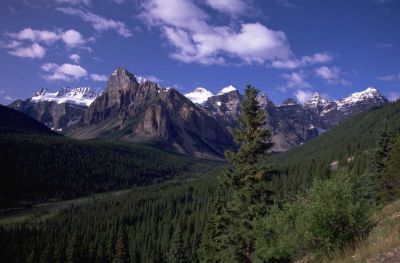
184,87,213,104
31,86,98,106
217,85,237,95
338,87,385,106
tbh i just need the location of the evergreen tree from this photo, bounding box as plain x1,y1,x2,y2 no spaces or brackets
113,227,129,263
381,136,400,201
167,224,188,263
201,85,274,262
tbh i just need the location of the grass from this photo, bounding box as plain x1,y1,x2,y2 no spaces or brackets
328,200,400,263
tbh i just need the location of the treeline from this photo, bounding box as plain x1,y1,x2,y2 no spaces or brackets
0,178,222,262
0,133,217,208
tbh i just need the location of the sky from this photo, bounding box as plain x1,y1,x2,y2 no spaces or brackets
0,0,399,105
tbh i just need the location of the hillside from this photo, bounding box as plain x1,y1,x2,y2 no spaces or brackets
0,133,222,209
0,104,59,136
267,100,400,197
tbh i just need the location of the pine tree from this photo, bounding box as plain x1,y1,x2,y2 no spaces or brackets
382,136,400,201
201,85,274,262
373,122,394,202
167,224,188,263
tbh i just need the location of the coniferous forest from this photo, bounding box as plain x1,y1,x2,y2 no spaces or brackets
0,93,400,262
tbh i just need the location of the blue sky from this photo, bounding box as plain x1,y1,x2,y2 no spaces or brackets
0,0,399,105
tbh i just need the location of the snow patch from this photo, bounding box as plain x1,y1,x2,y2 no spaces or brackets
184,87,213,104
217,85,237,95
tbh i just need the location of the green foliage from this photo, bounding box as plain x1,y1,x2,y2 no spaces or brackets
0,177,222,262
0,133,213,208
255,170,371,261
254,201,306,262
304,170,370,256
381,136,400,201
201,85,274,262
267,100,400,198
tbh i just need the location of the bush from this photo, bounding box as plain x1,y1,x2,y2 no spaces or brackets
254,201,306,262
304,170,370,257
254,170,371,261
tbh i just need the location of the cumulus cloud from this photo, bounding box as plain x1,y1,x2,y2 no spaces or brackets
281,72,311,89
9,28,59,44
8,43,46,59
205,0,248,15
57,7,132,37
2,28,88,59
294,89,313,104
61,29,86,47
41,63,88,81
69,53,81,63
271,52,333,69
378,73,400,82
90,74,108,81
139,0,292,65
315,66,350,85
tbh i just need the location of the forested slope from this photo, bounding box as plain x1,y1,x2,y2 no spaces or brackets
0,133,221,208
267,100,400,196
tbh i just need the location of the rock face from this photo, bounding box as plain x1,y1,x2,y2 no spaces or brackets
9,67,388,157
9,98,87,132
68,67,233,158
185,86,388,152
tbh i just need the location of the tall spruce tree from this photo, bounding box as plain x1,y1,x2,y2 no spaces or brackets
200,85,274,262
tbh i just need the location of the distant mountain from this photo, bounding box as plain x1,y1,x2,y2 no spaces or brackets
0,104,59,136
9,87,99,132
67,67,234,159
8,67,389,156
185,86,388,152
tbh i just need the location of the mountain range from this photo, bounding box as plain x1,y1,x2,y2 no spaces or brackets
8,67,389,158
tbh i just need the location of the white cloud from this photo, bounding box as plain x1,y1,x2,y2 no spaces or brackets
8,43,46,59
294,89,313,104
139,0,292,65
69,53,81,63
271,52,333,69
281,72,311,89
379,73,400,82
3,28,87,58
55,0,91,5
61,29,86,47
90,74,108,81
10,28,59,44
387,92,399,102
205,0,247,15
57,7,132,37
41,63,87,81
315,66,350,85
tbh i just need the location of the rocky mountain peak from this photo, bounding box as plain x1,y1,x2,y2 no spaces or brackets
30,86,97,106
184,87,213,104
107,67,138,91
336,87,387,110
257,93,273,108
217,85,237,95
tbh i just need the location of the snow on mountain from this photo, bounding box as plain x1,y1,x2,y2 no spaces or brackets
184,87,213,104
304,93,329,109
31,87,98,106
217,85,237,95
336,87,385,110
